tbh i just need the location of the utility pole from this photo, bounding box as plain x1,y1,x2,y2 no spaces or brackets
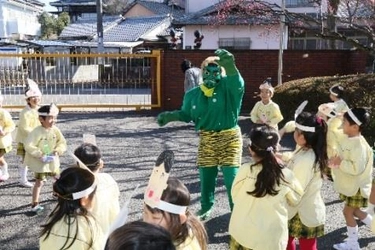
96,0,104,83
278,0,285,86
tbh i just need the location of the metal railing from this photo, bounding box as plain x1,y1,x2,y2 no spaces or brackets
0,50,161,111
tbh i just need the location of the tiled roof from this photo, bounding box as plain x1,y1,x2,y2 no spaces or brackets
50,0,95,6
59,15,123,39
102,15,171,42
23,40,73,47
173,2,278,26
123,0,185,17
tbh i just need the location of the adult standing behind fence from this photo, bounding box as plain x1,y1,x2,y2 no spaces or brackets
181,59,201,92
158,49,245,220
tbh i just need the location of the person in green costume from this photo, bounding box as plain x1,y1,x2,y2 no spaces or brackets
157,49,244,220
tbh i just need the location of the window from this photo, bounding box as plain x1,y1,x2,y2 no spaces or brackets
218,38,251,50
286,0,315,7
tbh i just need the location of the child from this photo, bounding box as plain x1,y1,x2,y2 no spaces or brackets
74,142,120,234
24,103,67,213
15,79,42,187
40,167,106,250
105,221,176,250
143,177,208,250
329,84,349,116
143,150,208,250
329,108,373,250
286,111,329,250
229,124,303,250
0,92,16,181
250,79,283,129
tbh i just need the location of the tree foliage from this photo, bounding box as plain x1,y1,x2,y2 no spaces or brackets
38,12,71,39
104,0,129,15
213,0,375,57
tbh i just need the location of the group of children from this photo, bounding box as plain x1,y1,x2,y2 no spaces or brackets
246,80,374,250
0,75,374,250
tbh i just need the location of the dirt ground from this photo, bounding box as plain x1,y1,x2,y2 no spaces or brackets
0,111,374,250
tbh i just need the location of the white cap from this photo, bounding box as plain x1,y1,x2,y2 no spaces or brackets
25,79,42,98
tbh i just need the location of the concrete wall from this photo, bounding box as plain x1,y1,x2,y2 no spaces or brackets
160,49,367,112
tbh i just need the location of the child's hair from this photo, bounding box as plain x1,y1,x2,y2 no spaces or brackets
181,59,192,73
247,124,286,197
105,221,176,250
329,84,345,99
40,167,97,249
343,107,370,132
295,112,328,176
144,177,208,250
74,143,102,172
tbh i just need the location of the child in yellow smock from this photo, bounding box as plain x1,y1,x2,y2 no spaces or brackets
0,92,15,182
329,108,373,250
229,124,303,250
285,110,329,250
250,79,283,129
40,167,105,250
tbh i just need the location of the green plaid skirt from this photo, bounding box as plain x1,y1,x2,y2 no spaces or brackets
34,172,59,181
16,143,25,157
229,236,252,250
339,190,368,208
288,214,324,239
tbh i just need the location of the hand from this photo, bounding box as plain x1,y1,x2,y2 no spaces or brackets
157,112,175,127
328,155,341,169
214,49,237,76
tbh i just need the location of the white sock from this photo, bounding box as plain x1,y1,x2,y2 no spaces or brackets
1,163,8,175
361,214,372,227
19,165,29,183
366,203,375,215
347,225,358,241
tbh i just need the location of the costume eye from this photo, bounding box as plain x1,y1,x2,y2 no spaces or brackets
204,71,210,75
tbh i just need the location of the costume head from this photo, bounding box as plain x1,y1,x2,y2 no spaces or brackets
25,79,42,99
144,150,187,215
200,56,225,89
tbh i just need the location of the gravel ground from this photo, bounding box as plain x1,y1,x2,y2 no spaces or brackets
0,111,374,250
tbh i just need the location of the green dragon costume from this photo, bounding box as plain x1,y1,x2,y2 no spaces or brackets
157,49,244,220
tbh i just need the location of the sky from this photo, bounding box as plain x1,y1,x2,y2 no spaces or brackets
39,0,57,12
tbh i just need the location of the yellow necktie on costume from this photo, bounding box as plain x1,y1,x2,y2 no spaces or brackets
200,84,215,97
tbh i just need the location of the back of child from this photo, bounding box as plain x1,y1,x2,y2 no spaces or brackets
250,79,283,129
74,142,120,234
229,124,303,250
143,176,208,250
105,221,176,250
40,167,105,250
0,92,16,181
286,110,328,250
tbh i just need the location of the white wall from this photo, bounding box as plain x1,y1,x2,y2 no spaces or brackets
0,0,42,38
183,25,288,50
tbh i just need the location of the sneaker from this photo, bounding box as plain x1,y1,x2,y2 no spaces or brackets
19,181,33,188
31,204,44,213
333,241,360,250
0,173,9,181
197,208,212,220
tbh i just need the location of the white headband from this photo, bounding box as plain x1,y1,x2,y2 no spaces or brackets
329,84,340,97
158,200,187,215
72,181,97,200
347,109,362,126
295,122,315,132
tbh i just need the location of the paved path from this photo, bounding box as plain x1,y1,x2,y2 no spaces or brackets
0,112,374,250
